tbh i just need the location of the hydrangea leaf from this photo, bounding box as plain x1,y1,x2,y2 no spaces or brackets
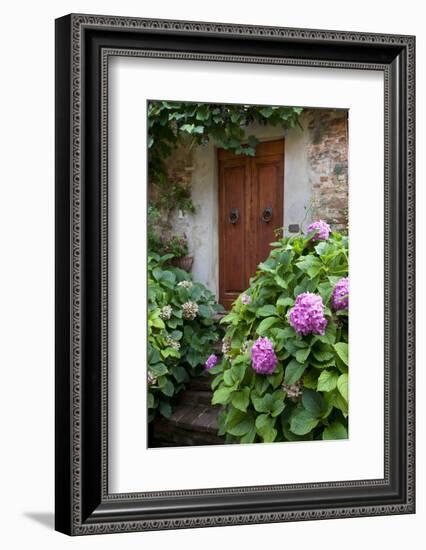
256,316,280,335
334,342,349,366
295,347,310,364
337,373,349,402
284,359,306,385
317,369,339,392
256,304,277,317
289,408,319,435
231,388,251,412
301,389,326,418
212,386,234,405
255,414,277,442
322,421,348,440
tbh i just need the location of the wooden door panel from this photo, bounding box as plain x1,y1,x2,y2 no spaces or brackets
253,156,284,268
218,159,248,310
218,140,284,309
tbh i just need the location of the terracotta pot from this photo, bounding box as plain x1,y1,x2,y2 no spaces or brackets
171,255,193,272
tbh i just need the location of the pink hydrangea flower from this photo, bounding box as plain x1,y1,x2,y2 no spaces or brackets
241,293,251,305
205,354,218,371
251,337,278,375
331,277,349,311
306,220,331,242
289,292,328,336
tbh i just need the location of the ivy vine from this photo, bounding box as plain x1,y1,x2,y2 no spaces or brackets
147,101,303,253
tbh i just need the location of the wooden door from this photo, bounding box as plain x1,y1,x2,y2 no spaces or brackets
218,139,284,309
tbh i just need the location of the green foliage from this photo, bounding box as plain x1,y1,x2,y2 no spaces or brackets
209,231,349,443
148,100,303,184
147,253,224,421
147,101,304,252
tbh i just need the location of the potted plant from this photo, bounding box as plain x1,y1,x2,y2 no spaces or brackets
163,234,193,272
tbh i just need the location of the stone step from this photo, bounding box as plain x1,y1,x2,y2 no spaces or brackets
150,373,225,446
186,376,212,392
179,389,212,406
152,403,223,446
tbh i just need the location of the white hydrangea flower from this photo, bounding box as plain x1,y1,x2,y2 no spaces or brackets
182,301,198,320
147,371,158,386
282,379,303,402
165,336,181,350
178,280,193,289
159,305,172,320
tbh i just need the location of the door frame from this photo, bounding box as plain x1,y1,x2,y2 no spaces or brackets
218,138,285,309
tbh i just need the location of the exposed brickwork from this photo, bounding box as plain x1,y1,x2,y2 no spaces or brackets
306,109,349,232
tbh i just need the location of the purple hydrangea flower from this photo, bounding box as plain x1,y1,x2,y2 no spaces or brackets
331,277,349,311
241,293,251,305
251,337,278,375
205,354,218,371
289,292,328,336
306,219,331,242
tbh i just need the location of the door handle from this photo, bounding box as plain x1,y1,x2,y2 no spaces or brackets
261,207,273,223
229,208,239,224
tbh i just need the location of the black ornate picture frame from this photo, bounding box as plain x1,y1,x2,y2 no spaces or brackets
55,14,415,535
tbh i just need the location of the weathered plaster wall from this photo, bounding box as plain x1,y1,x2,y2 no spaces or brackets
165,109,348,296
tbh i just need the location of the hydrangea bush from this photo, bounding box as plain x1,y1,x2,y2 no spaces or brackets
148,253,224,421
208,225,349,443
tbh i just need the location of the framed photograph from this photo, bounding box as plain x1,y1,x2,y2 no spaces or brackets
55,14,415,535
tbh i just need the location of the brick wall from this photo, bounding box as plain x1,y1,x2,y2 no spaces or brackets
305,109,349,233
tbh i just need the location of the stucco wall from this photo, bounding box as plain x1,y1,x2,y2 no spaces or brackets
167,109,348,296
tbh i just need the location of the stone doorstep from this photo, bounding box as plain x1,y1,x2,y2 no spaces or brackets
151,373,224,446
167,404,219,433
152,402,224,446
186,376,212,391
153,424,224,447
179,389,212,406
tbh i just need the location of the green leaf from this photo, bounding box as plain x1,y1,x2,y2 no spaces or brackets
312,343,335,362
334,342,349,366
231,388,251,412
159,400,172,418
161,379,174,397
295,347,310,364
226,409,256,436
186,348,202,368
323,421,348,440
212,385,234,405
284,359,306,384
301,389,326,418
259,106,273,118
197,304,211,318
276,296,294,308
223,369,234,386
170,366,187,383
331,389,348,416
148,363,168,376
337,373,349,402
255,414,277,442
231,363,248,383
148,346,161,364
317,369,339,392
251,392,272,413
289,408,319,435
147,392,155,408
317,321,336,345
303,369,320,389
271,390,286,417
256,304,277,317
161,270,176,284
256,316,280,335
239,424,257,443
